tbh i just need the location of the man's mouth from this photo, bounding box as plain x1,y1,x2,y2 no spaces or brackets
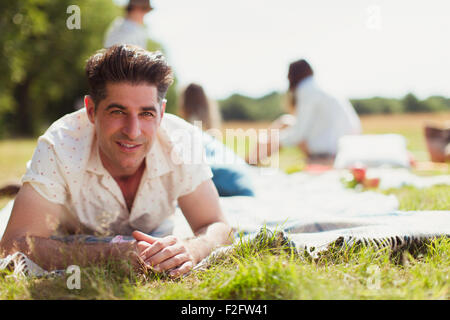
116,141,142,151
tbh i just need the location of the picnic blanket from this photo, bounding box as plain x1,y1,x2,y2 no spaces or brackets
177,167,450,268
1,167,449,277
172,167,450,238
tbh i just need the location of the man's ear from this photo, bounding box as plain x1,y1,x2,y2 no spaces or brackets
85,95,96,124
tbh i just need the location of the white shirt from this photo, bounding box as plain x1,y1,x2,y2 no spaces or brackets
279,76,361,155
21,109,212,236
104,17,148,49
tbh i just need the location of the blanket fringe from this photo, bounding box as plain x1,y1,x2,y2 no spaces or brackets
0,252,64,278
1,229,448,278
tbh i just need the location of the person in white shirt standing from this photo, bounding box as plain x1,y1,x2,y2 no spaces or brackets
249,59,361,165
104,0,153,49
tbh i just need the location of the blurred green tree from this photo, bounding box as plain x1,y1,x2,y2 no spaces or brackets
351,97,404,114
402,93,427,113
219,92,284,121
0,0,122,137
422,96,450,112
0,0,178,137
220,92,450,121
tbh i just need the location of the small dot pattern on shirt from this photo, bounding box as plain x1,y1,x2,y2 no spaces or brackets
21,110,213,235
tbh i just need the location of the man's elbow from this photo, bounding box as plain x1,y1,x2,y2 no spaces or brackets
0,234,31,256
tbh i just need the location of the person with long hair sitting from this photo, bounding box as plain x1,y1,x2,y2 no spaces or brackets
179,83,255,197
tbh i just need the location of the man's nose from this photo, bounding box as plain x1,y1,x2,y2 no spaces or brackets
122,115,141,140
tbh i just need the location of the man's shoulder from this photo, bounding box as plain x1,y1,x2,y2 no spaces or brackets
159,113,204,151
39,109,94,167
153,114,213,197
43,109,91,141
158,113,203,152
160,113,199,133
156,113,206,169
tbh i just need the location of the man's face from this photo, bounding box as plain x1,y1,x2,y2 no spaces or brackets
86,82,165,177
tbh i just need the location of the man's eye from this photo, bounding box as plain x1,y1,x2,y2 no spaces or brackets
141,112,155,118
111,110,125,115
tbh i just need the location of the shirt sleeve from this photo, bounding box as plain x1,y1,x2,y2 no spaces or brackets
175,127,214,197
177,162,213,197
21,140,68,205
279,84,317,147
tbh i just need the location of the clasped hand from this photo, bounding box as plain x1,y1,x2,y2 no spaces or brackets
132,230,195,277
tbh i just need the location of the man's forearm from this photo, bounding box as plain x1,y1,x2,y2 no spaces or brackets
187,221,233,264
2,236,138,271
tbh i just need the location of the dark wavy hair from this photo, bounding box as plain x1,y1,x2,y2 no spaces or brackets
287,59,314,109
85,44,173,108
288,59,314,91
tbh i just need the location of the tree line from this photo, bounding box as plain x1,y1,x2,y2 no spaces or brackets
1,1,448,138
219,92,450,121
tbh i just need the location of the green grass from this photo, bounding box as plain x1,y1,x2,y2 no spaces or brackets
383,185,450,211
0,115,449,300
1,236,448,300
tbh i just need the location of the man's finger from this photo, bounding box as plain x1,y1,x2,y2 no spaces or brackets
146,245,185,268
140,241,164,263
136,240,150,254
132,230,158,244
155,252,190,272
169,260,194,278
140,236,178,263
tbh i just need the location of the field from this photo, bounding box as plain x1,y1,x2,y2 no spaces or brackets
0,112,449,300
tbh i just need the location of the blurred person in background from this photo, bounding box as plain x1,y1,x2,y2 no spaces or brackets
73,0,154,110
249,59,361,166
74,0,155,111
179,83,255,197
424,124,450,163
104,0,153,49
179,83,222,132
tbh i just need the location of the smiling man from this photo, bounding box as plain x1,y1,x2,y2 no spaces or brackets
0,45,232,277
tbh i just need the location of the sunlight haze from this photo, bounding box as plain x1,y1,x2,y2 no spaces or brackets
115,0,450,100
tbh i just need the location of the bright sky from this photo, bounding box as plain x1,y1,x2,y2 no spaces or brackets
116,0,450,100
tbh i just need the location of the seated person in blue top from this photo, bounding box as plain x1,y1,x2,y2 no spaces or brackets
178,83,255,197
249,59,362,165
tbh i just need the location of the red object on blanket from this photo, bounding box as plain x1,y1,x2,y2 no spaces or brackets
351,165,366,183
408,151,417,168
305,164,333,173
363,177,380,188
